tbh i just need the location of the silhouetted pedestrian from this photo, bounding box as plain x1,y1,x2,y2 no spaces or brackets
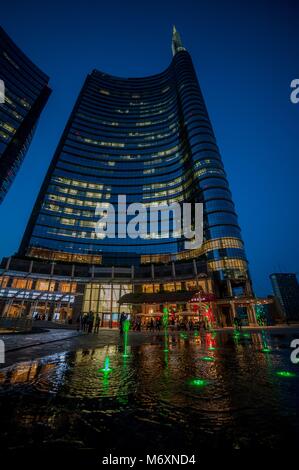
87,311,94,333
82,313,88,332
119,312,127,334
94,314,100,333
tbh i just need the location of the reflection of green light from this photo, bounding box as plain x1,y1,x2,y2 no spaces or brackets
99,356,112,374
208,347,216,350
261,348,271,353
276,371,296,378
123,320,130,358
194,331,199,337
164,348,169,369
189,378,208,387
243,333,250,338
200,356,215,362
163,328,169,353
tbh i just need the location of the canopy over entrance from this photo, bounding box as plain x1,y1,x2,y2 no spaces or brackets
118,291,213,305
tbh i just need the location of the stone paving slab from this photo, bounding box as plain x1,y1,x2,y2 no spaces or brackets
0,329,82,352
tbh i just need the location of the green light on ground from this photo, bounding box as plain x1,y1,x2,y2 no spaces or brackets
123,319,130,358
208,347,216,351
200,356,215,362
189,378,208,387
261,348,271,353
243,333,250,338
99,356,112,374
276,371,296,378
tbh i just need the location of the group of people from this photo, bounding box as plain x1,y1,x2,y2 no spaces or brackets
145,317,211,332
76,312,213,334
77,311,101,333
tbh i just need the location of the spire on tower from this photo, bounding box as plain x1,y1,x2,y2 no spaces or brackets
172,25,186,56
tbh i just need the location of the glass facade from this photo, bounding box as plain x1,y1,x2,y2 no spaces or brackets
19,28,249,283
82,283,132,327
270,273,299,321
0,26,51,203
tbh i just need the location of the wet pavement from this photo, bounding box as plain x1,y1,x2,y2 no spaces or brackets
0,328,299,464
0,328,81,352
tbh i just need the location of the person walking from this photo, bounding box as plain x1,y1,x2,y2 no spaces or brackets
94,314,100,334
119,312,127,335
87,311,94,334
82,313,88,332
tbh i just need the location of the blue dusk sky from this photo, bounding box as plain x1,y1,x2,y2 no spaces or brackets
0,0,298,296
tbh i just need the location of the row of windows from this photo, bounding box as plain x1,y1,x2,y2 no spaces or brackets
207,258,247,272
42,196,236,224
0,276,77,292
56,153,225,183
140,237,244,264
51,175,109,191
27,247,102,264
82,93,178,118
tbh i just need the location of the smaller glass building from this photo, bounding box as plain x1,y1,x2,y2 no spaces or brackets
270,273,299,321
0,26,51,203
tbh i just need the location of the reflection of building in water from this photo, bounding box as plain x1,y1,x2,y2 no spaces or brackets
0,361,55,385
63,346,127,399
0,353,68,391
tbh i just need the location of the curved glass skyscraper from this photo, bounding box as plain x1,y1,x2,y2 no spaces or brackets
0,26,258,327
20,27,248,284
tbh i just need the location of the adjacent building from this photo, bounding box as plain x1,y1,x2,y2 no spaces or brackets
0,28,268,326
270,273,299,321
0,26,51,203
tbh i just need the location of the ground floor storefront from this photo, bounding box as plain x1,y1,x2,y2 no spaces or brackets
0,266,277,329
119,292,275,329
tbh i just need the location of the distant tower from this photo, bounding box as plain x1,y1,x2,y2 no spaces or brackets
171,25,186,56
270,273,299,321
